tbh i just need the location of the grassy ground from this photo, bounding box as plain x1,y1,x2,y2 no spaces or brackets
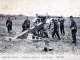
0,17,80,54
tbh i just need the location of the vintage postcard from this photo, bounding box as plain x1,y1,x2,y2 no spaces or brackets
0,0,80,60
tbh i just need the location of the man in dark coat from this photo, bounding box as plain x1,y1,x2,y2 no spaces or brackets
6,17,12,33
22,16,30,32
52,19,60,40
69,16,77,45
58,18,65,35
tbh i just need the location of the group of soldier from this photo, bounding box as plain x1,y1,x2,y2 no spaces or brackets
6,14,77,45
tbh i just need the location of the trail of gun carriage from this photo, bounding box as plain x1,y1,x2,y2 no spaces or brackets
0,14,80,54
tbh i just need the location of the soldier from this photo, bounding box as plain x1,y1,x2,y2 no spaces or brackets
6,17,12,33
52,19,60,40
58,18,65,35
69,16,77,45
22,16,30,32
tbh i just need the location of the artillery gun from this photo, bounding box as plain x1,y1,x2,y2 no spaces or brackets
4,15,62,42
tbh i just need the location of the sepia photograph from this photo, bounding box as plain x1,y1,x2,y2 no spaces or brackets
0,0,80,60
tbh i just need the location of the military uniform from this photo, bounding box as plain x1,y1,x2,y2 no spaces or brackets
59,19,65,35
69,18,77,44
6,17,12,33
22,19,30,32
52,19,60,40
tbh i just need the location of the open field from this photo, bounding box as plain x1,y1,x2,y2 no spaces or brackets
0,17,80,54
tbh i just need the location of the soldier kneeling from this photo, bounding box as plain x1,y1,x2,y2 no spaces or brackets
22,16,30,32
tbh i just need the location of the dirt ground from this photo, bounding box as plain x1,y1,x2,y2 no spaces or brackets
0,18,80,54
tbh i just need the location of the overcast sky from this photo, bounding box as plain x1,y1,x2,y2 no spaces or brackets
0,0,80,17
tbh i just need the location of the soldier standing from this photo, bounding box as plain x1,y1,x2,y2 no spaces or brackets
52,19,60,40
6,17,12,33
69,16,77,45
58,18,65,35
